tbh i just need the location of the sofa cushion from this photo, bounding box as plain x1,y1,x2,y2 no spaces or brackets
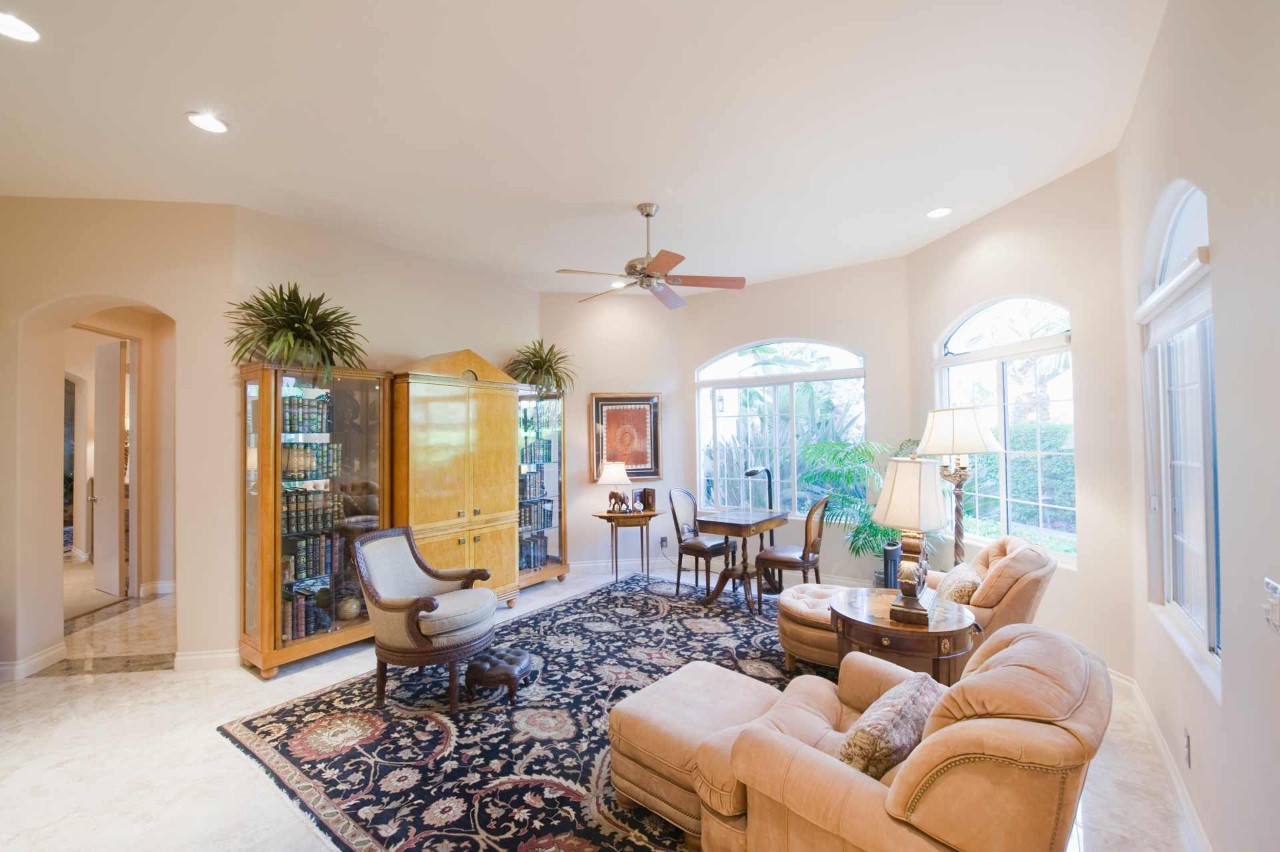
838,672,945,779
417,587,497,636
935,564,982,604
777,584,844,629
969,537,1052,608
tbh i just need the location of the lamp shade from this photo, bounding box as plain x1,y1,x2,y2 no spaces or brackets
872,457,948,532
916,407,1003,455
596,461,631,486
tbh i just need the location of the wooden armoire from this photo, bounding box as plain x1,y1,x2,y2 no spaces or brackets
391,350,520,606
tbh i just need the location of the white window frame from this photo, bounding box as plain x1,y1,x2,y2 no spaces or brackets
1138,200,1220,656
935,301,1076,558
696,340,866,518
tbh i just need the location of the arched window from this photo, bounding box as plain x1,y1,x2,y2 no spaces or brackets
696,340,865,514
1139,185,1219,654
937,298,1075,554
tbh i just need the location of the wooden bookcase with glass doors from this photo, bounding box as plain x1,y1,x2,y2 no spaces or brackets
239,364,391,678
517,386,569,588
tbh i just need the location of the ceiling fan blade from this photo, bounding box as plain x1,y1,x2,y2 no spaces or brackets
645,250,685,276
648,282,686,310
557,268,629,278
665,274,747,290
578,281,636,303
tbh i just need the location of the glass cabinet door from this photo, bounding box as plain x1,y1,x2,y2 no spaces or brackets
243,377,261,639
518,390,563,577
278,371,383,644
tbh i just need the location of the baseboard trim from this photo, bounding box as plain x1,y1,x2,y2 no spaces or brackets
1109,668,1214,851
570,559,644,575
173,649,241,671
0,641,68,681
139,580,175,596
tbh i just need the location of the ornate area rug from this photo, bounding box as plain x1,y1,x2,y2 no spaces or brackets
219,575,828,851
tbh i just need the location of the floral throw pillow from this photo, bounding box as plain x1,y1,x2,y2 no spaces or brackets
838,673,947,779
935,564,982,605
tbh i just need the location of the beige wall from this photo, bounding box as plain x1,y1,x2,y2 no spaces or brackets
1114,1,1280,847
905,154,1136,673
542,258,913,582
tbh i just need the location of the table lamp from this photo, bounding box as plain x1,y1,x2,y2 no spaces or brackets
916,407,1004,566
597,461,632,512
873,455,948,624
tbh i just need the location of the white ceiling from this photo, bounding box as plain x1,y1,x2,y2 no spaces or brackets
0,1,1165,291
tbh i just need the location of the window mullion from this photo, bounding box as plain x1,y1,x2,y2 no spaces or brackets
997,357,1010,536
789,382,798,515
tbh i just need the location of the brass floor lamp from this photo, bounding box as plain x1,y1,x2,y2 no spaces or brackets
915,407,1004,567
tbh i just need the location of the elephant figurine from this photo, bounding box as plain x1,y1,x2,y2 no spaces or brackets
608,490,632,513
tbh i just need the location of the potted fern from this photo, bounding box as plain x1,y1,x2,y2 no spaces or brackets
503,339,577,395
225,283,368,379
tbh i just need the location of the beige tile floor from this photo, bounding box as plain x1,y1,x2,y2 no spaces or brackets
62,560,123,621
0,565,1206,851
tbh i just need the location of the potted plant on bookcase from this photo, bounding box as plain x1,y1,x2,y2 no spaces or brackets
503,338,577,395
224,282,368,377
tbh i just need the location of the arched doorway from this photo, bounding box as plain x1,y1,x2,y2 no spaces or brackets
14,295,178,676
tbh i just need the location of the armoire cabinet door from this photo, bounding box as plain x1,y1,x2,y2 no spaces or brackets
415,531,469,573
472,522,518,594
409,382,470,528
469,387,518,521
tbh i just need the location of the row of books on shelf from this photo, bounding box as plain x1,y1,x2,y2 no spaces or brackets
282,531,345,582
520,531,551,570
281,592,333,642
519,438,555,464
282,442,342,481
282,393,333,434
518,468,546,501
282,490,343,535
519,499,554,532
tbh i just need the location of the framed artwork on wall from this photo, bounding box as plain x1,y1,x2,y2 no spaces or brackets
591,393,661,481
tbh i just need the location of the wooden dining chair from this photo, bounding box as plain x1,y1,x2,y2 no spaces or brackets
753,496,829,609
669,488,738,594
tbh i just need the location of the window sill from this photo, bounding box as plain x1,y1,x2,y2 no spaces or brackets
1149,602,1222,703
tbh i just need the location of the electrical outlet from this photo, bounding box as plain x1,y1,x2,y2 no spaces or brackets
1184,729,1192,768
660,536,669,549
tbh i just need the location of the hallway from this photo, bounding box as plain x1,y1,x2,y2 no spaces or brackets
62,560,123,621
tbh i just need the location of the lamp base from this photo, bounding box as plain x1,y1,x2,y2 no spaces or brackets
891,586,935,624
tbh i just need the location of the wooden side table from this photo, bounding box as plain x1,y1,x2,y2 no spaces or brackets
829,588,977,685
593,510,662,582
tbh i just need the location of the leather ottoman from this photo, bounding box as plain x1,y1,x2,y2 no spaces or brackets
777,584,844,670
608,661,781,849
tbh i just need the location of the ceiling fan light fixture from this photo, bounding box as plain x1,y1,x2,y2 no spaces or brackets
0,12,39,42
926,207,952,219
610,280,628,289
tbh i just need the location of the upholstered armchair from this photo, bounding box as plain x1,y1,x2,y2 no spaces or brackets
354,527,497,711
926,535,1057,651
699,625,1112,852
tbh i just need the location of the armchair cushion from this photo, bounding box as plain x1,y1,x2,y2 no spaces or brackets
968,537,1052,609
417,587,497,636
934,564,981,604
838,673,945,779
359,533,462,599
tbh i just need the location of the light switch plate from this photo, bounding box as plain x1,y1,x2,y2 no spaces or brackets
1265,578,1280,634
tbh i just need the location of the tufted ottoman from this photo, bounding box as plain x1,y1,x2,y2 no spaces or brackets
777,584,844,670
465,646,532,705
608,661,782,850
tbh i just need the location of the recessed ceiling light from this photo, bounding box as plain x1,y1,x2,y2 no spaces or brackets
611,280,628,289
0,12,39,42
186,111,228,134
926,207,952,219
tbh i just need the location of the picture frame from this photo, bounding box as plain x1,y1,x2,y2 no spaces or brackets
590,393,661,481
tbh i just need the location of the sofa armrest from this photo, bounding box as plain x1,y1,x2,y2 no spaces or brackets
732,727,941,850
925,570,946,590
836,651,915,712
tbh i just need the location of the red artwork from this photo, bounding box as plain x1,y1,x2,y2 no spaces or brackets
602,405,652,468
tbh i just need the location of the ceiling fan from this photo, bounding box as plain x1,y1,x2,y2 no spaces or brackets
559,203,747,309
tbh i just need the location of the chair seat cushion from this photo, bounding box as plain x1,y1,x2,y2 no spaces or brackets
681,535,737,556
778,584,844,629
755,545,809,566
417,587,497,636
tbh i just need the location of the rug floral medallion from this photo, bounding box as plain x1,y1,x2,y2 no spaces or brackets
220,575,829,851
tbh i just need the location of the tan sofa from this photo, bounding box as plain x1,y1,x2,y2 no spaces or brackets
926,536,1057,652
696,624,1112,852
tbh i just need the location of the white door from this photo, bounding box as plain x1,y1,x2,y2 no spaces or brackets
93,340,127,596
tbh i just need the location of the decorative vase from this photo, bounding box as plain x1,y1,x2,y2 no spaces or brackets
336,596,363,621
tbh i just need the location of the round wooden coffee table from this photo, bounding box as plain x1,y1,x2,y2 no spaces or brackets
829,588,977,685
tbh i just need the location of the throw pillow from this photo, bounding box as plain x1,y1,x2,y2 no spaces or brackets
935,564,982,605
839,673,947,779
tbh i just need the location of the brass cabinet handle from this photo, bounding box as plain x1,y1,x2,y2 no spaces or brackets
880,637,891,647
457,538,465,545
473,508,481,515
457,510,465,518
473,535,481,543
